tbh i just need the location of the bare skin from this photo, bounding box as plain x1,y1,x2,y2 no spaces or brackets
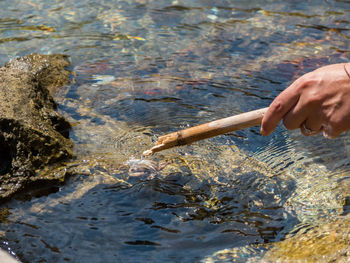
261,63,350,139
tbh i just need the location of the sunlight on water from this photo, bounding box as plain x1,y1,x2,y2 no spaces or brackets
0,0,349,262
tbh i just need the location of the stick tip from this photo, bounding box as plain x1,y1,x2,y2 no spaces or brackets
142,143,167,156
142,149,154,156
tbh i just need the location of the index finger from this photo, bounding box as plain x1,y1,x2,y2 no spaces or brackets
261,82,301,136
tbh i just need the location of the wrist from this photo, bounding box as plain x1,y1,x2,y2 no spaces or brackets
344,63,350,80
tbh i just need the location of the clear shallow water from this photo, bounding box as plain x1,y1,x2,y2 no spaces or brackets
0,0,350,262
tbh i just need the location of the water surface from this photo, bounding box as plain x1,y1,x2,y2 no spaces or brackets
0,0,349,262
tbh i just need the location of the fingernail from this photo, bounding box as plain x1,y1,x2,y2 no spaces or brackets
260,127,265,136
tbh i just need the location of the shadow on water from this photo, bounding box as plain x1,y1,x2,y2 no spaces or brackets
0,0,349,262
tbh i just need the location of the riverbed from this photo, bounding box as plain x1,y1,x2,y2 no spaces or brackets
0,0,349,262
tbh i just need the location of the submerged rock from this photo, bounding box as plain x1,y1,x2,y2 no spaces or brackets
0,54,73,200
261,214,350,263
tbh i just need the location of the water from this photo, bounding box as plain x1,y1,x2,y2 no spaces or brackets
0,0,350,262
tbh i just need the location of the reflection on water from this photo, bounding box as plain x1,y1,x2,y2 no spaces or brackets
0,0,349,262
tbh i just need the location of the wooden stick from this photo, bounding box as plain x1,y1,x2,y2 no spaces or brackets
143,107,268,156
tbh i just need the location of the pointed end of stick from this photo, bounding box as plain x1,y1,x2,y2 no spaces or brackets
142,132,179,156
142,143,167,157
142,149,154,156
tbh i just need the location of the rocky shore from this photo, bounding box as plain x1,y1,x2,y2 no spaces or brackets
0,54,73,201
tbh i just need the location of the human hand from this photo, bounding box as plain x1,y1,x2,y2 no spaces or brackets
260,63,350,138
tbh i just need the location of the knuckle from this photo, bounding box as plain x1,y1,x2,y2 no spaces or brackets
295,74,318,89
295,74,322,94
306,91,323,106
269,99,284,114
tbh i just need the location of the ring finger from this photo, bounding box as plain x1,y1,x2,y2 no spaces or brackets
299,109,325,135
300,121,322,136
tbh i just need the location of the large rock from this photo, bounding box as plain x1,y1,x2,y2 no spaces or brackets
0,54,73,200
